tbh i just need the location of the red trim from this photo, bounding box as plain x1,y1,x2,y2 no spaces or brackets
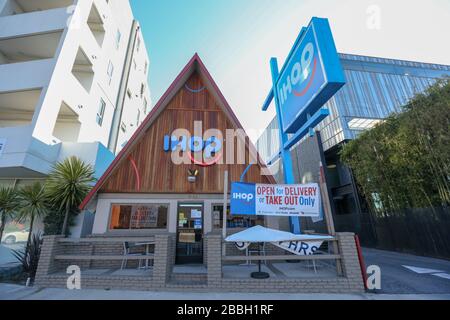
293,58,317,97
128,156,141,192
80,53,275,209
354,234,368,290
188,152,222,167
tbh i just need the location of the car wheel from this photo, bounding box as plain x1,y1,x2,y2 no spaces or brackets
4,236,16,245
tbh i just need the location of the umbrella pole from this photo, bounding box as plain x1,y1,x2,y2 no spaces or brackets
251,242,269,279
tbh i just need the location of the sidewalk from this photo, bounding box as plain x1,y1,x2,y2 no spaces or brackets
1,284,449,300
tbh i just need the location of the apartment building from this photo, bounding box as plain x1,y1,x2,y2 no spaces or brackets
0,0,151,191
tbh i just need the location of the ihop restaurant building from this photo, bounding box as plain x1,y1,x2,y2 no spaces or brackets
34,54,365,293
256,53,450,243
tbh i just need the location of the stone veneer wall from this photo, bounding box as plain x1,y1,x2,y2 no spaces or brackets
35,232,364,293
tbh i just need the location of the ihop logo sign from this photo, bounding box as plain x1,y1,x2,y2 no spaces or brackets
163,134,222,166
277,41,317,106
275,17,345,134
230,183,256,215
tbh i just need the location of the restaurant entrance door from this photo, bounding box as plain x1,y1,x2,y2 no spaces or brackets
176,203,204,264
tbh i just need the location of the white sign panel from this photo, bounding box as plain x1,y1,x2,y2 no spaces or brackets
0,138,6,157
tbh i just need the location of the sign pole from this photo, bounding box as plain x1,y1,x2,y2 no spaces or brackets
270,58,301,234
222,170,228,256
319,162,335,235
318,162,342,274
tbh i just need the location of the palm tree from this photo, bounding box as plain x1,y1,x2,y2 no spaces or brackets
0,187,19,243
46,156,96,236
17,183,48,257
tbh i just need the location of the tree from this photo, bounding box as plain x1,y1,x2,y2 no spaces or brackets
0,187,18,242
17,183,48,258
340,79,450,213
45,156,96,236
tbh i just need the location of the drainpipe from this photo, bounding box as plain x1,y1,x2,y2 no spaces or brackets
108,20,140,154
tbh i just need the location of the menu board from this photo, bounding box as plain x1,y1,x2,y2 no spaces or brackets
179,232,196,243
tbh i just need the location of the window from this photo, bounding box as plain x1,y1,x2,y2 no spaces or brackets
136,37,141,52
143,98,148,114
120,121,127,133
97,98,106,126
136,109,141,126
144,60,148,74
140,83,145,97
212,205,264,229
109,204,168,230
107,61,114,85
127,89,132,99
115,30,121,49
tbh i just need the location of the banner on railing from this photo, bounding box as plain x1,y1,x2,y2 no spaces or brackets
230,182,321,217
234,240,323,256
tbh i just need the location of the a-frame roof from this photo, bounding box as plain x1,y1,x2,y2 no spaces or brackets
80,53,275,209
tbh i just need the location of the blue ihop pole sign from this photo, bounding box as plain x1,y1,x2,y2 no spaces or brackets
262,17,345,234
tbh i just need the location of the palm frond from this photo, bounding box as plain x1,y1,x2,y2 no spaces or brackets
45,156,96,210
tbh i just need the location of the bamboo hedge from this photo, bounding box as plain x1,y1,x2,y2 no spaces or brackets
340,79,450,216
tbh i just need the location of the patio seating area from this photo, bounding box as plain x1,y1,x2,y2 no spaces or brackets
34,232,365,293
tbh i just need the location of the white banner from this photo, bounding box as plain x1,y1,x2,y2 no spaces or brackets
255,183,320,217
273,240,323,256
233,240,323,256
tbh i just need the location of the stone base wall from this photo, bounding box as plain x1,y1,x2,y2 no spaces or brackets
35,232,364,293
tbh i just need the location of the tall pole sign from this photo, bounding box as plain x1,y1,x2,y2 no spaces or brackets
262,17,346,234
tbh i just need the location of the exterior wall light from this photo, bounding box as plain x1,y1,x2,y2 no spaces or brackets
188,169,199,183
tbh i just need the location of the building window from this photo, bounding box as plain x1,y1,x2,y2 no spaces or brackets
97,98,106,126
144,60,148,74
143,98,148,114
136,109,141,126
109,204,168,230
120,121,127,133
107,61,114,85
212,205,264,229
140,83,145,97
115,30,121,49
127,89,132,99
136,37,141,52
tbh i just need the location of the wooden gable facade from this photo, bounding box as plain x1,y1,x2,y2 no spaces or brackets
87,56,274,199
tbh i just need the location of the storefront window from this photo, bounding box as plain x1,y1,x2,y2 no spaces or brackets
109,204,168,230
212,205,264,229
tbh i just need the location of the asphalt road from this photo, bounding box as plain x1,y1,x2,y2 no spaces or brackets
362,247,450,294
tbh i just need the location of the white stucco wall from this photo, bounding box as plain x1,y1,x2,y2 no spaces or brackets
0,0,151,179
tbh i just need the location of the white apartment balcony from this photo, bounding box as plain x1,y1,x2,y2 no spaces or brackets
0,0,74,17
0,125,61,178
0,123,114,178
0,5,70,39
0,28,63,92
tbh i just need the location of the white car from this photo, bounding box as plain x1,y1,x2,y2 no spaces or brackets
1,229,29,244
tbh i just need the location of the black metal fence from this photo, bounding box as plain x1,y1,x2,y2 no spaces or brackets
359,206,450,259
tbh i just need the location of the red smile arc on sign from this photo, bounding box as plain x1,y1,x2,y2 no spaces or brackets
293,57,318,97
188,152,222,167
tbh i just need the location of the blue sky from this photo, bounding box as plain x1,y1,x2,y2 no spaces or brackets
130,0,450,140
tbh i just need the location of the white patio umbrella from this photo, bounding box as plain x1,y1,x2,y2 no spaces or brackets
225,226,333,279
225,225,333,243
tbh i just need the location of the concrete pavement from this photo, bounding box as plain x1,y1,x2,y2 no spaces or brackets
0,283,450,300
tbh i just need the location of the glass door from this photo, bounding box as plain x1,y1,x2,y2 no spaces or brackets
176,203,204,264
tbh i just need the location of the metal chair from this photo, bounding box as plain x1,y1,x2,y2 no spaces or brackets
121,241,143,270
